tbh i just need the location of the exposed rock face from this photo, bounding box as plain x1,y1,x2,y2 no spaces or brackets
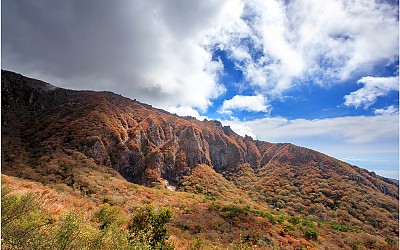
82,136,110,165
178,125,211,167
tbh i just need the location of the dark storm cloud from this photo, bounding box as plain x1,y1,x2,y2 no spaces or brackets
2,0,228,109
3,1,132,83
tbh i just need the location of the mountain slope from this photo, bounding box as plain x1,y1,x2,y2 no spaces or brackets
2,70,399,249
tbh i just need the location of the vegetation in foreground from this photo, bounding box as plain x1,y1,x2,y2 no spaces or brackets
2,185,173,250
2,169,398,250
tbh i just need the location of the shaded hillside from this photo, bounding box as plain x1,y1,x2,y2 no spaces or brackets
2,70,399,249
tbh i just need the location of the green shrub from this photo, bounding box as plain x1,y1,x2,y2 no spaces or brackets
1,188,52,249
304,226,318,240
1,188,40,226
282,220,294,231
277,215,285,224
261,211,277,224
288,216,300,225
95,203,125,230
190,235,205,249
328,222,359,232
207,202,221,211
222,205,249,219
128,205,174,250
55,212,82,249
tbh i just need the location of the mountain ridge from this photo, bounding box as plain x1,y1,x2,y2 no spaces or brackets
2,69,397,195
2,70,399,249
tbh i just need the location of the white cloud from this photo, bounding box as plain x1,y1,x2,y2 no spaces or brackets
374,105,399,116
225,122,257,138
289,0,399,80
219,94,270,115
165,106,209,121
251,0,306,92
241,62,269,88
214,0,399,95
226,114,399,144
344,76,399,108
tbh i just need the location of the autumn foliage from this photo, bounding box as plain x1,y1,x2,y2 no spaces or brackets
1,70,398,249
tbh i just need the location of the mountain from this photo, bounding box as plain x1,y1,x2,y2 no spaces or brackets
2,70,399,249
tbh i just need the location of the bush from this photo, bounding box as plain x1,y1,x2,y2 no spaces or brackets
282,220,294,231
207,202,221,211
54,212,83,249
288,216,300,225
277,215,285,224
190,235,206,249
95,203,125,230
261,211,277,224
128,205,174,250
1,188,52,249
328,222,359,232
304,226,318,240
1,188,41,226
222,205,249,219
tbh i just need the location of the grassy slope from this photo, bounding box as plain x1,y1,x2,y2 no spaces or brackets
2,148,397,249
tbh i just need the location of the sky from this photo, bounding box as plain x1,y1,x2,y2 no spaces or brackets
2,0,399,179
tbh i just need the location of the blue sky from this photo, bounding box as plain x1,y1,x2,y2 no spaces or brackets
209,49,399,121
3,0,399,178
